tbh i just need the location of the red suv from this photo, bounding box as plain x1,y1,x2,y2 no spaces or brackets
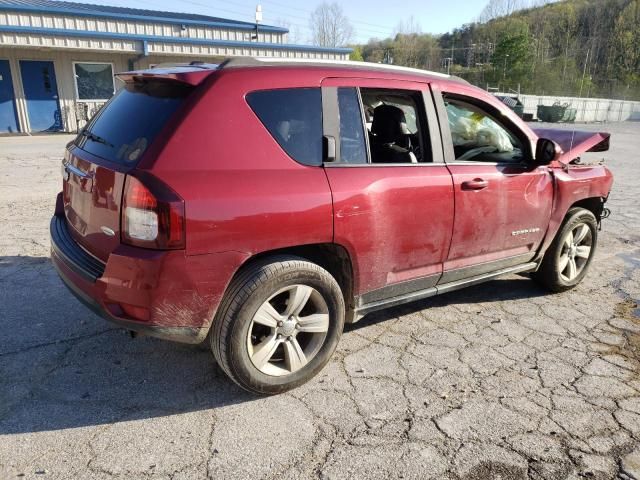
51,58,613,394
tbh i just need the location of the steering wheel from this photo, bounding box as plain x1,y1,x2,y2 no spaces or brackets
405,134,421,158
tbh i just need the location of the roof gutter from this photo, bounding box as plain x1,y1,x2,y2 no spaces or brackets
0,25,352,55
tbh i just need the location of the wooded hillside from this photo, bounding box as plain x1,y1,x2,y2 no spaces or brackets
354,0,640,100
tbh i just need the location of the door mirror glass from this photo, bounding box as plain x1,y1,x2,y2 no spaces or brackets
535,138,560,165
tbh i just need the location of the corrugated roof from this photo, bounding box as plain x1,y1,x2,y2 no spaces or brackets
0,0,288,32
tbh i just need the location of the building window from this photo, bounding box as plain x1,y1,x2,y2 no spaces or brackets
73,62,115,101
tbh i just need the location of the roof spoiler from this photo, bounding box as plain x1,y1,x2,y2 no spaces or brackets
115,63,218,86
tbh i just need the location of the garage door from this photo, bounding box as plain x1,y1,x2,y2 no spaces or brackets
0,60,19,133
19,60,63,132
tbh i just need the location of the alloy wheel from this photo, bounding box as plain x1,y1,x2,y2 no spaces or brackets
247,284,330,377
558,222,592,282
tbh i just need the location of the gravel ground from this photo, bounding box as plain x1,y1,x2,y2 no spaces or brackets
0,123,639,480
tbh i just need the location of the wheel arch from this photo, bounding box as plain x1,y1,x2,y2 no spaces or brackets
536,194,607,264
569,196,606,223
228,243,356,319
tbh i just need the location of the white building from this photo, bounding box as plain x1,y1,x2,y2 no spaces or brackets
0,0,351,134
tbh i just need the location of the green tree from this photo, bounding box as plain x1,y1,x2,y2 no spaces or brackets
349,45,364,62
491,28,533,89
611,0,640,95
351,0,640,99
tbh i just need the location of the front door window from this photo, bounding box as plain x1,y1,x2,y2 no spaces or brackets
444,97,525,163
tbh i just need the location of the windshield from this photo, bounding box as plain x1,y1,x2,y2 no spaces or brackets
74,81,192,165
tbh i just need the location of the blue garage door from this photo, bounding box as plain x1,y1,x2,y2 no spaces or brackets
19,60,63,132
0,60,19,133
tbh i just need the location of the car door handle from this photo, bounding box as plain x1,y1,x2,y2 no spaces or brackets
461,178,488,191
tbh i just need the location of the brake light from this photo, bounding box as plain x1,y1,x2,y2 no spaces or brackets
122,173,185,249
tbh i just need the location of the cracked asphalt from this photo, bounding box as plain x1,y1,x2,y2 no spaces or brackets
1,122,639,480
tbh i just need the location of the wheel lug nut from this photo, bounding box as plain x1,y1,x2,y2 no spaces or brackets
277,321,283,327
277,334,283,340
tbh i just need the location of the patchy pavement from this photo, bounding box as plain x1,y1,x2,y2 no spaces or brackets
1,123,639,480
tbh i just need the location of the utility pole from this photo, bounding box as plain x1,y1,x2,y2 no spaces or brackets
502,54,510,80
578,48,590,98
476,63,485,84
252,4,262,41
451,38,454,65
445,57,453,75
467,44,475,68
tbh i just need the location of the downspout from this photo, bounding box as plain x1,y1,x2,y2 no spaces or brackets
128,39,149,71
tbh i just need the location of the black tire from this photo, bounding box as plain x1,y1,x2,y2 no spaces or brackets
211,256,345,395
532,207,598,293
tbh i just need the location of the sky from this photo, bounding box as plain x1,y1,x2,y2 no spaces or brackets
70,0,490,44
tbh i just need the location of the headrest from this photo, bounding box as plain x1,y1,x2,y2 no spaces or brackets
371,105,408,143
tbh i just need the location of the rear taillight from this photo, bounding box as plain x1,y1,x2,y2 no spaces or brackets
122,173,185,249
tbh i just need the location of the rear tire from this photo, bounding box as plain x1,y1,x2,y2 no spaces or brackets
211,256,345,395
532,207,598,293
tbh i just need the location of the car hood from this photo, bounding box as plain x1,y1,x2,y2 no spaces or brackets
533,128,610,165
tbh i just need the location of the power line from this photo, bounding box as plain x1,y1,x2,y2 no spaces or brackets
259,0,397,31
159,0,394,37
254,4,394,36
75,0,395,42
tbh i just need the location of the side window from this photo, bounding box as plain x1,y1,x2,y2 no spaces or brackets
337,87,367,164
360,88,430,164
444,97,525,163
246,88,322,166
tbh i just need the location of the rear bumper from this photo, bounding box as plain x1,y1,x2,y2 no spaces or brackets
50,214,246,344
53,261,207,343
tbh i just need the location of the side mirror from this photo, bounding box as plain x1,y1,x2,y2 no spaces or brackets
535,138,561,165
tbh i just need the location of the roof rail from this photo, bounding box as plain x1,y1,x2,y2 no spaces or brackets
218,57,453,80
217,57,262,69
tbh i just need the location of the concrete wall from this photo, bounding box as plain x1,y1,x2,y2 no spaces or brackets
496,92,640,122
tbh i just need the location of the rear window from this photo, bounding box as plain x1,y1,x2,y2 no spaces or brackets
246,88,322,166
74,81,192,165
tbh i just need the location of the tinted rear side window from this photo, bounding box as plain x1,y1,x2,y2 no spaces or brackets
74,81,191,165
337,87,367,164
247,88,322,166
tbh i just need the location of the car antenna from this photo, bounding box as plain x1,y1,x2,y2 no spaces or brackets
568,47,591,159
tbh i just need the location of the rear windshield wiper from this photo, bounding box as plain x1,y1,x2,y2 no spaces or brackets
80,129,113,147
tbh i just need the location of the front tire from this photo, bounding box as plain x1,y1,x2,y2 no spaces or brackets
211,256,345,395
533,207,598,292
